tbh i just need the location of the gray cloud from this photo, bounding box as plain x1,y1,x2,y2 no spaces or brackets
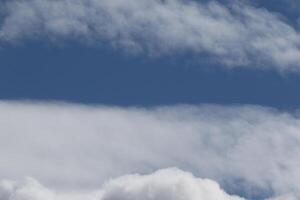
0,0,300,71
0,101,300,199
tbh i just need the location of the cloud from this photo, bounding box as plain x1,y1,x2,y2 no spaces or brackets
0,0,300,71
100,168,244,200
0,168,244,200
0,101,300,199
268,194,298,200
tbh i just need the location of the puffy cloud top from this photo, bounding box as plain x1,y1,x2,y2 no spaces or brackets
100,168,244,200
0,168,244,200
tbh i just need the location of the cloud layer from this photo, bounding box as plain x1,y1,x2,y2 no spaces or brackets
0,168,245,200
0,101,300,199
0,0,300,71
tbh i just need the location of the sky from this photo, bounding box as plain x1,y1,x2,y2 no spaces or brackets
0,0,300,200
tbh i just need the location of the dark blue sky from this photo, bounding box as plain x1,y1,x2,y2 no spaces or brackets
1,42,300,110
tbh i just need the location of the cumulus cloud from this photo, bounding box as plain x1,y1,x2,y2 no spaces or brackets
100,168,244,200
0,168,244,200
0,0,300,71
1,101,300,199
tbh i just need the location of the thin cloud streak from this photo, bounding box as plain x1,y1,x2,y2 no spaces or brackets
0,0,300,71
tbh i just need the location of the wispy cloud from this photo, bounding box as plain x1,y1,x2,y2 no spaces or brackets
0,0,300,71
0,101,300,199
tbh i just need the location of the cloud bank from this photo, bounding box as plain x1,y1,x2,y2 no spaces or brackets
1,101,300,199
0,0,300,71
0,168,244,200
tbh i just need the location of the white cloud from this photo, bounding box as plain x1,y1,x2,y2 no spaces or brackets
0,177,99,200
0,0,300,71
0,101,300,199
0,168,244,200
100,168,244,200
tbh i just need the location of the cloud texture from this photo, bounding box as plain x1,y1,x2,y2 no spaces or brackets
0,168,244,200
0,101,300,199
0,0,300,71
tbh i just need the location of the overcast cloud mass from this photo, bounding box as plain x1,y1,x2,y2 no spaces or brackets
0,102,300,199
0,0,300,71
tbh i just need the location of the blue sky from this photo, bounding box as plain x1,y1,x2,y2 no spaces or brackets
1,39,300,109
0,1,300,200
